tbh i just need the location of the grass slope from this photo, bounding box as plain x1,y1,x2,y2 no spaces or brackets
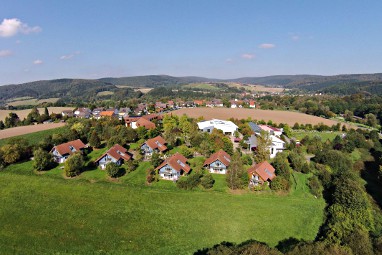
0,157,325,255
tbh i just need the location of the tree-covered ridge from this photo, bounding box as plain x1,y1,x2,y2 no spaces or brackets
99,75,216,87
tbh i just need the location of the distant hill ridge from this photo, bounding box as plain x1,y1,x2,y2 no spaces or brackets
1,73,382,103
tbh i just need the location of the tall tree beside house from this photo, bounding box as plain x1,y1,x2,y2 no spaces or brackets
150,152,161,168
89,131,101,148
136,126,147,140
64,153,84,177
226,152,246,190
26,107,40,123
1,144,22,164
0,120,5,130
33,148,54,171
254,131,272,163
222,136,234,156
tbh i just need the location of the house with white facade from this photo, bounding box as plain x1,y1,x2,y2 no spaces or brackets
95,144,131,170
155,153,191,181
50,139,86,163
203,150,231,174
197,119,238,136
140,136,168,158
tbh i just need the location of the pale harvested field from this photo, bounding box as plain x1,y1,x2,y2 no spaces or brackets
0,107,74,121
173,107,351,127
6,98,60,106
0,122,66,139
228,83,285,93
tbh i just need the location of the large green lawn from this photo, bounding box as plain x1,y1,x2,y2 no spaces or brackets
0,157,325,254
291,130,344,141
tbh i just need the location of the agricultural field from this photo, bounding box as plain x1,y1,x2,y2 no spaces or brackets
116,85,153,94
182,83,220,91
173,107,350,127
6,97,60,107
227,83,285,93
0,107,74,121
0,126,67,146
97,91,114,96
0,155,325,254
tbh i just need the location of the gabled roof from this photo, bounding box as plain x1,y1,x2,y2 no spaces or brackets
100,111,115,117
156,153,191,173
247,161,276,182
142,113,162,121
145,136,167,152
52,139,86,156
136,117,156,129
204,150,231,167
95,144,131,163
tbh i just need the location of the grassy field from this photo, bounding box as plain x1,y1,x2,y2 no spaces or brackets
0,126,67,146
291,131,344,141
0,153,325,254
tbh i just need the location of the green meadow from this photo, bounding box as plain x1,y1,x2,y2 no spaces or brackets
0,159,325,255
0,129,325,254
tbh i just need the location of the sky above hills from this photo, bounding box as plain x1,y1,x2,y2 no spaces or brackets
0,1,382,85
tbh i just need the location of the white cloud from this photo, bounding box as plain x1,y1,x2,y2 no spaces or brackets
291,35,299,41
0,18,41,38
0,49,12,57
60,51,80,60
33,59,43,65
60,54,74,60
241,53,255,59
259,43,275,49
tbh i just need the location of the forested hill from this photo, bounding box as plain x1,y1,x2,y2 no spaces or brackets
0,79,138,105
99,75,215,87
229,73,382,87
2,73,382,104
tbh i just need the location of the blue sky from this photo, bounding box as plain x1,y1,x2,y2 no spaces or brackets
0,0,382,85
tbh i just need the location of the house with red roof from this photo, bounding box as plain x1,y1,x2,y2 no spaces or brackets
50,139,87,163
124,113,161,130
140,136,167,157
155,153,191,180
95,144,131,170
203,150,231,174
247,161,276,186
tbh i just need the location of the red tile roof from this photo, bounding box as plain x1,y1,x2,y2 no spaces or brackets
100,111,115,117
204,150,231,167
136,117,156,129
155,153,191,173
247,161,276,182
145,136,167,152
52,139,86,156
95,144,131,163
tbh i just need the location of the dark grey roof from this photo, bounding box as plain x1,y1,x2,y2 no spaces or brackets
248,122,262,133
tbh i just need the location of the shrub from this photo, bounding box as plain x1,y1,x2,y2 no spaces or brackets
105,162,121,178
33,148,54,171
64,153,84,177
177,173,202,190
270,176,290,191
307,176,323,197
200,174,215,189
